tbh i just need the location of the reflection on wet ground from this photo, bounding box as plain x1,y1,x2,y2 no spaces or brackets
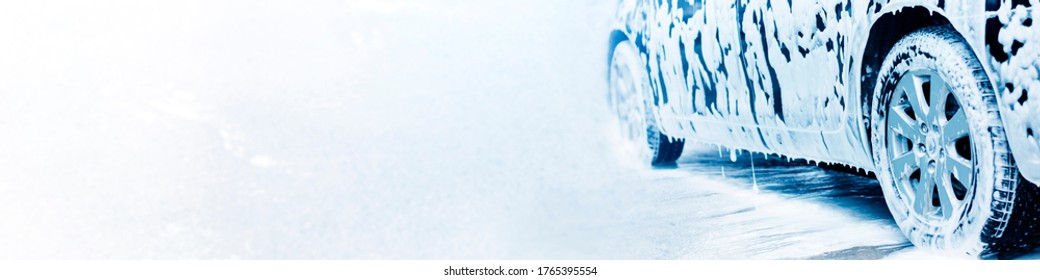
672,147,915,259
803,243,915,260
677,149,893,222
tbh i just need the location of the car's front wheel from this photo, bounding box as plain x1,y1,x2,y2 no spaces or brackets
870,26,1039,257
608,40,683,166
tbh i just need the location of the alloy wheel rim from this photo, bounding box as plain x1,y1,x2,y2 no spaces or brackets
886,69,975,222
610,48,654,161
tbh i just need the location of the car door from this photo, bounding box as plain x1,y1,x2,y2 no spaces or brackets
735,0,850,132
644,0,850,152
644,0,752,133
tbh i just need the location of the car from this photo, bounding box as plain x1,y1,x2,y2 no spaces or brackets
607,0,1040,257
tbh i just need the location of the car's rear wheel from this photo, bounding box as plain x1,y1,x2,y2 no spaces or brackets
608,40,683,166
870,26,1039,257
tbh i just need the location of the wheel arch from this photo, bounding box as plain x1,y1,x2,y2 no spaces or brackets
607,30,630,67
859,6,954,162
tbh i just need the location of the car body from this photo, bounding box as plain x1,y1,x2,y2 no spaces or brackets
607,0,1040,256
610,0,1040,181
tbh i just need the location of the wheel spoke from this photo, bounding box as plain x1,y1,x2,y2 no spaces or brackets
913,170,936,214
899,74,929,121
946,157,973,184
611,89,624,119
890,109,924,141
934,171,959,218
890,151,918,180
928,74,949,122
943,110,970,141
629,111,645,140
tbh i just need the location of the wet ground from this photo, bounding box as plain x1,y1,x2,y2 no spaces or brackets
668,148,914,259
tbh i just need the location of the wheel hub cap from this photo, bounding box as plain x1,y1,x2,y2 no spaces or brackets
925,127,941,160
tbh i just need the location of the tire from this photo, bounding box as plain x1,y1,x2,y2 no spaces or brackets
870,26,1039,257
608,40,684,166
